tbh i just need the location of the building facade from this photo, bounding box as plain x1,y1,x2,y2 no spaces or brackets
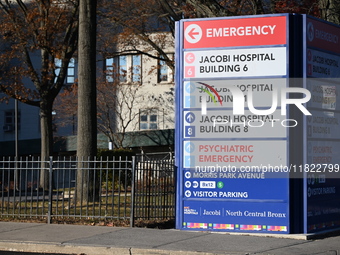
0,32,175,157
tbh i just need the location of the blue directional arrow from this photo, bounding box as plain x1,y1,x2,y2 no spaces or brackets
185,142,195,153
185,112,195,123
185,82,195,93
185,96,196,108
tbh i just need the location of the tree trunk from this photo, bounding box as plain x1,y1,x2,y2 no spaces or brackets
39,99,53,190
76,0,98,203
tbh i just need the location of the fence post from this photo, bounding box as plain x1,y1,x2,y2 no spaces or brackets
47,156,53,224
130,156,136,227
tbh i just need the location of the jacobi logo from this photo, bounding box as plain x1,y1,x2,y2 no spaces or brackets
197,82,223,114
199,82,312,127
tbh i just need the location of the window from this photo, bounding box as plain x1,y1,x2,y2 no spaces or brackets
66,58,75,83
105,54,142,84
3,110,20,132
55,58,76,84
118,56,127,83
105,58,114,83
140,109,158,130
158,54,173,83
132,55,141,82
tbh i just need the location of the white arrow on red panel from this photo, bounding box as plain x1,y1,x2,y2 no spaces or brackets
184,24,202,44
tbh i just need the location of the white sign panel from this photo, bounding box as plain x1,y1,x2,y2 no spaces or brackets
307,110,340,139
306,79,339,111
183,78,287,109
307,49,340,78
183,140,287,168
307,140,340,164
183,109,288,139
184,47,287,78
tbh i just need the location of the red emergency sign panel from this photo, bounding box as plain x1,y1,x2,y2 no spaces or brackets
183,16,287,49
307,18,340,54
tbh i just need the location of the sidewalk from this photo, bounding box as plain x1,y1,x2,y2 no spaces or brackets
0,222,339,255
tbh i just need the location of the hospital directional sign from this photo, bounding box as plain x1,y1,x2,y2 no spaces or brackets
175,14,291,234
304,16,340,234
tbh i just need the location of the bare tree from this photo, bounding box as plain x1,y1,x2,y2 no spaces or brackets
0,0,78,188
97,79,141,149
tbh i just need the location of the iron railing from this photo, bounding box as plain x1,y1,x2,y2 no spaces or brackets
0,156,175,226
134,159,175,221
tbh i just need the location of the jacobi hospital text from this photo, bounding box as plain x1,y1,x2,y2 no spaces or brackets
199,86,312,127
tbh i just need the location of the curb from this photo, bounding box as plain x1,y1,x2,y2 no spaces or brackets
186,227,340,240
0,241,224,255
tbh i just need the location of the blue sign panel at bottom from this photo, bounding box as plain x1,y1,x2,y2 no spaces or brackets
180,176,290,233
182,200,289,232
306,177,340,233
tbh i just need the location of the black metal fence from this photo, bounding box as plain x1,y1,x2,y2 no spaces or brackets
0,156,175,226
133,159,175,221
